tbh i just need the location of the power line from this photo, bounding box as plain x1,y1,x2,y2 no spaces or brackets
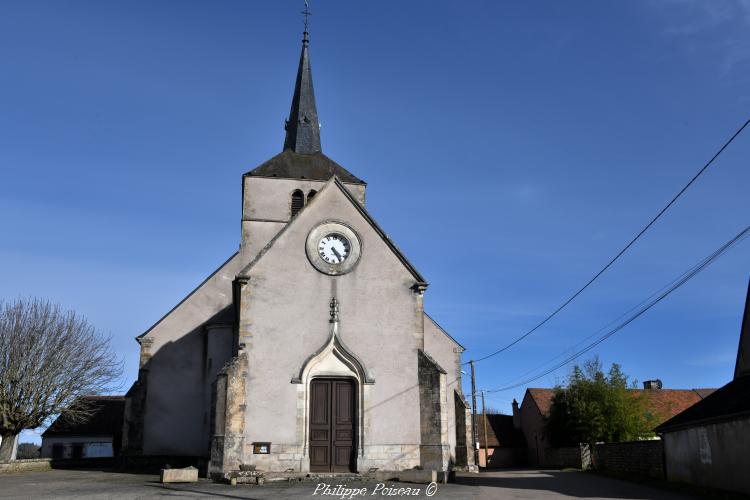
483,224,750,393
468,118,750,365
488,259,696,390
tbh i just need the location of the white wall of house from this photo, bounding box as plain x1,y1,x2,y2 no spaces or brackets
664,416,750,495
40,436,114,459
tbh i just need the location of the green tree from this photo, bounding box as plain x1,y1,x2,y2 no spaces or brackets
547,357,655,446
16,442,40,460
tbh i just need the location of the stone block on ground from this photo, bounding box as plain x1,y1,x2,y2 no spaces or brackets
160,466,199,483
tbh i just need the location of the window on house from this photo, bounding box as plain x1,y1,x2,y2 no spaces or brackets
291,190,304,217
307,190,317,203
52,444,63,459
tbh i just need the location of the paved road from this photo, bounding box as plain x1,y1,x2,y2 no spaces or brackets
0,468,694,499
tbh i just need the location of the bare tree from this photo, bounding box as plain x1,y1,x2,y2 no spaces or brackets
0,298,121,461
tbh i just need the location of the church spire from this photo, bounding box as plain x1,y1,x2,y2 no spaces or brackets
283,7,321,155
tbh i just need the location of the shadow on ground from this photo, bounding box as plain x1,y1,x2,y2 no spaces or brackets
456,468,686,500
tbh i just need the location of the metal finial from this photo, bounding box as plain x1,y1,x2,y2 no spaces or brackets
329,297,339,323
302,0,312,41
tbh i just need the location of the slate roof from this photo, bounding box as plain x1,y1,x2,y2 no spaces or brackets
247,30,365,184
42,396,125,437
283,31,321,154
477,414,525,448
525,387,714,428
244,150,365,185
655,376,750,432
734,278,750,378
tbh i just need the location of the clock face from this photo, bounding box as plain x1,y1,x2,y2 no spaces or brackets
306,221,361,275
318,233,350,264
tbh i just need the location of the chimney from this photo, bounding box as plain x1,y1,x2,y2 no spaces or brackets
643,379,663,390
512,399,521,429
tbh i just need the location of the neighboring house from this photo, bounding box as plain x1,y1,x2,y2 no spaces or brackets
120,24,472,476
476,413,525,468
516,386,714,465
656,280,750,495
41,396,125,460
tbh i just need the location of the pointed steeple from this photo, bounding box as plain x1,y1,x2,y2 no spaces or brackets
283,30,321,154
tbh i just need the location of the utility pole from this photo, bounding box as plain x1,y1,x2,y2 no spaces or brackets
481,390,488,469
470,360,479,468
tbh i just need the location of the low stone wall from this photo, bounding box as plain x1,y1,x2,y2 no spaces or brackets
542,445,589,469
0,459,52,474
0,457,119,474
593,440,664,479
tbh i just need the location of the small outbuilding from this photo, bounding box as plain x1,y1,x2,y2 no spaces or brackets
476,413,525,468
41,396,125,460
656,280,750,495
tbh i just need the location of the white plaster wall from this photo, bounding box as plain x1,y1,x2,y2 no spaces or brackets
239,180,423,471
664,417,750,495
141,253,243,456
139,172,365,459
240,176,365,265
41,436,113,458
242,176,365,223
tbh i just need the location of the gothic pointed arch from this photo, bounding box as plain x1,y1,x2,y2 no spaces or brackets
291,332,374,385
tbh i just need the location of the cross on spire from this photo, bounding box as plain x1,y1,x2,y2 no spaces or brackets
302,1,312,36
283,1,321,154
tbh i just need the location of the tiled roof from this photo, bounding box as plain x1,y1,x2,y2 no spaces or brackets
42,396,125,437
527,388,555,416
692,388,717,399
655,376,750,432
525,387,713,427
477,414,525,448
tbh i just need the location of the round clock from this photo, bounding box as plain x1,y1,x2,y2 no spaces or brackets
318,233,351,264
306,222,362,275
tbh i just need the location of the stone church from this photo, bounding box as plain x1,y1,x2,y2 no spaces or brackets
122,28,473,476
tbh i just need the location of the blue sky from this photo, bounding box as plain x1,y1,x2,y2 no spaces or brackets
1,1,748,443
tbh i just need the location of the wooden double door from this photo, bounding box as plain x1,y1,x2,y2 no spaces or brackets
309,378,356,472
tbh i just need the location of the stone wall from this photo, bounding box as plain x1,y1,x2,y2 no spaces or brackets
0,459,51,474
540,441,664,477
1,457,121,474
208,353,248,477
593,441,664,479
541,445,589,469
453,392,468,467
418,350,449,471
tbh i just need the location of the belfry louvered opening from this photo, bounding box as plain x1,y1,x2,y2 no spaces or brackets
291,189,305,217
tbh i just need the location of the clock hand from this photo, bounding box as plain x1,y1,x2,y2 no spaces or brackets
331,247,343,262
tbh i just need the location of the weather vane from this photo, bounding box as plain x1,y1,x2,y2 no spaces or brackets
302,0,312,33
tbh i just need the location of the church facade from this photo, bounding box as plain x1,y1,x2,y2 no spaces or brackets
122,30,473,476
